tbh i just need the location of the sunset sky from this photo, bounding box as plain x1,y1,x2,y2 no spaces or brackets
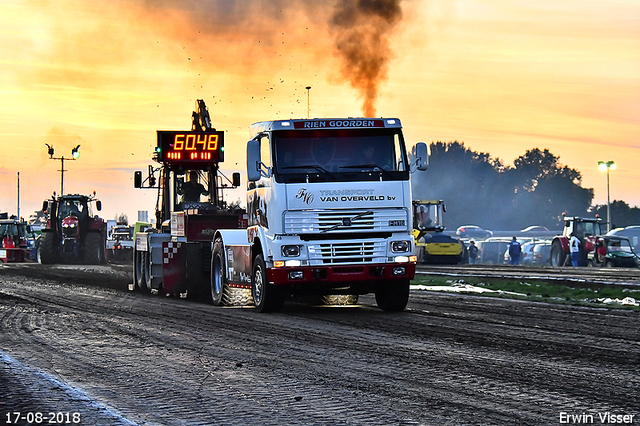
1,0,639,225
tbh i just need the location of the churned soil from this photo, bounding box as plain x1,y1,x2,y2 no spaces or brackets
1,264,638,425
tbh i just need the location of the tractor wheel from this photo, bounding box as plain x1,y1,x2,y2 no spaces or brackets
83,233,103,265
375,279,410,312
550,240,566,267
39,232,58,264
252,254,284,313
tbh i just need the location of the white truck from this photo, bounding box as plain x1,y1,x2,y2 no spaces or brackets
212,118,428,312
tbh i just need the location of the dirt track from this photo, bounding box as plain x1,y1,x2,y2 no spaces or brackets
1,264,638,425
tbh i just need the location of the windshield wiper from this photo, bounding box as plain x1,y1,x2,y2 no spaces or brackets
281,165,336,180
340,164,392,178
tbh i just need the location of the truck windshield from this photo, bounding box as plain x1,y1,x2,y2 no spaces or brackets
272,128,409,183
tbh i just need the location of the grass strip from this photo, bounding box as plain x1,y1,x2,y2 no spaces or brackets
412,275,640,311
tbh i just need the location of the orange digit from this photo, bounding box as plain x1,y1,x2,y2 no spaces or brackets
186,134,196,150
207,135,218,150
197,134,207,150
174,134,184,150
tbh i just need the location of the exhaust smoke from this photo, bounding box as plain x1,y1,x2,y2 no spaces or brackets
330,0,402,117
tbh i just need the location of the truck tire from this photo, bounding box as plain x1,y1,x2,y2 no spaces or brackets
133,250,148,291
39,232,58,264
83,233,102,265
375,279,410,312
550,240,566,267
210,240,225,306
252,254,284,313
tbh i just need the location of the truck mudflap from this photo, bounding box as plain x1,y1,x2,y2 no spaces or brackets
266,262,416,286
162,241,187,294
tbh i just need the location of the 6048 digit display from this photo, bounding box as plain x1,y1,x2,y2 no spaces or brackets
157,131,224,164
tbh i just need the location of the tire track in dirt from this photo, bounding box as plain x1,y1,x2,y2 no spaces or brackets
0,268,638,425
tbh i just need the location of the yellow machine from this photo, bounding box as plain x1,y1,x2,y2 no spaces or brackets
412,200,463,264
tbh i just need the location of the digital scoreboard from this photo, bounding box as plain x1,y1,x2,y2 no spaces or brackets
157,131,224,164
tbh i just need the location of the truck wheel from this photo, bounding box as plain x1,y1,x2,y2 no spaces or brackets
133,250,148,291
39,232,58,264
375,279,410,312
252,254,284,313
210,240,226,306
550,240,566,267
144,253,153,291
83,233,102,265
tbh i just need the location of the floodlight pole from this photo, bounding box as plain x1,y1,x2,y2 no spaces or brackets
598,160,615,232
606,166,611,232
46,145,80,195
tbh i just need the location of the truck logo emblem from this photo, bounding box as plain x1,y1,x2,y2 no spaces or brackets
295,188,314,205
342,218,352,226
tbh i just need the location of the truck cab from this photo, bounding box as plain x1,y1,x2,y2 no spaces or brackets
214,118,428,312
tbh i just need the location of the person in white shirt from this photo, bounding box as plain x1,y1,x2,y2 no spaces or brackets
569,232,580,266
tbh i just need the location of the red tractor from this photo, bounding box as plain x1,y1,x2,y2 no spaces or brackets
38,193,107,264
550,215,603,267
0,213,36,263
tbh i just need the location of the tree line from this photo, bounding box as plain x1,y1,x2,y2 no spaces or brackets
411,142,639,231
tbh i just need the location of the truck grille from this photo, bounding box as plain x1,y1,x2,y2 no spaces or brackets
308,240,386,265
284,209,407,234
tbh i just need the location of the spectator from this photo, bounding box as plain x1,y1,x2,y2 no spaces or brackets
508,236,522,265
570,232,580,267
468,240,478,264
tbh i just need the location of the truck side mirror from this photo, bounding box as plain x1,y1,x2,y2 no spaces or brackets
232,172,241,187
247,139,262,182
42,201,49,212
96,200,102,211
415,142,429,171
134,171,142,188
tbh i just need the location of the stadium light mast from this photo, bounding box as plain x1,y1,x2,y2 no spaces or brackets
598,160,616,232
45,144,81,195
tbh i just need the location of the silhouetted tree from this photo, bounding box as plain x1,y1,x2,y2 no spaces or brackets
510,148,593,229
411,144,594,231
590,201,640,229
411,141,507,228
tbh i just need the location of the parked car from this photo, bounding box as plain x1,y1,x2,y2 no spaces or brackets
531,241,552,266
456,225,493,239
607,226,640,253
477,238,512,264
520,225,550,233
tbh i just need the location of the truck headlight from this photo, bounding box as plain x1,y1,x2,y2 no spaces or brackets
282,245,301,257
391,240,410,253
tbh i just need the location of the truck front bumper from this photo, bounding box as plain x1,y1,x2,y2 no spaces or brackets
267,262,416,286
